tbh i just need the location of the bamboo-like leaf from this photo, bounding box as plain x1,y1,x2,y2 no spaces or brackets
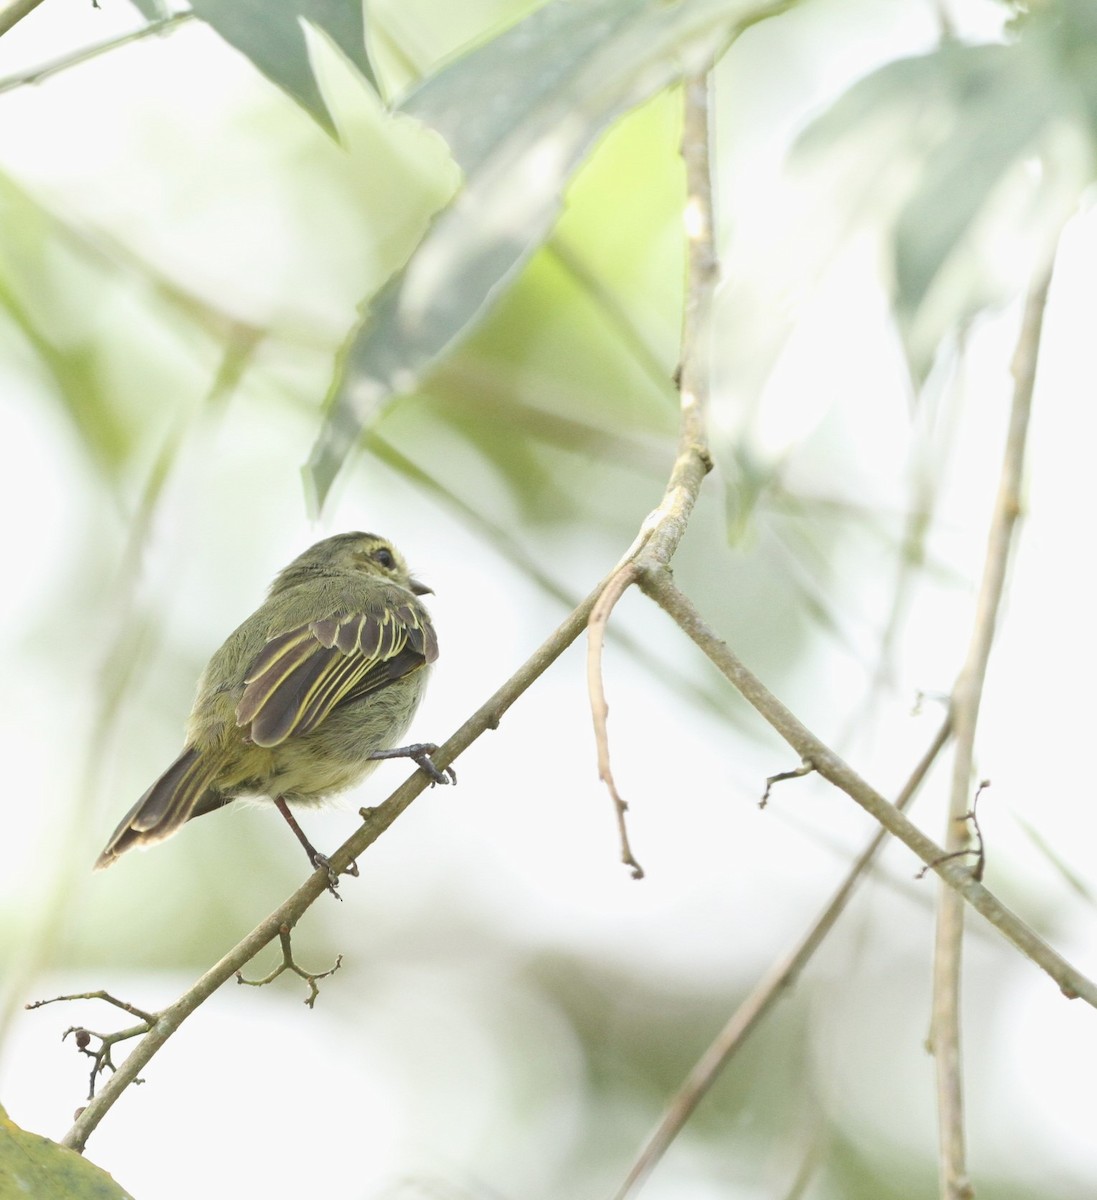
305,0,795,510
798,5,1097,380
188,0,377,133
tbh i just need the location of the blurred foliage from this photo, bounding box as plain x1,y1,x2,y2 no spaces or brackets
796,0,1097,380
306,0,791,507
189,0,377,131
0,174,139,474
3,1,1097,1198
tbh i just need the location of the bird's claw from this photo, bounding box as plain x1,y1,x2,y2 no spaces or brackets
413,751,457,787
369,742,456,787
311,852,343,900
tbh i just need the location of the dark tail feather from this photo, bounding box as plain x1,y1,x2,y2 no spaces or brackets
95,746,226,869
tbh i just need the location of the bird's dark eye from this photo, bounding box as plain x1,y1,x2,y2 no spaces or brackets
373,548,396,570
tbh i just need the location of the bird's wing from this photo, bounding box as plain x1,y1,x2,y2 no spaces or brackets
236,600,437,748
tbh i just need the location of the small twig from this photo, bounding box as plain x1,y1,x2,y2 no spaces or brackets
638,568,1097,1009
931,259,1053,1200
64,1023,152,1100
583,70,716,878
236,924,342,1008
587,562,644,878
912,689,950,717
916,781,989,883
610,718,953,1200
760,758,815,808
26,990,156,1023
27,992,159,1099
0,12,192,93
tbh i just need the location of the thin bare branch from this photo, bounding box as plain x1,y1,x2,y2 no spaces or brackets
26,990,156,1023
611,717,953,1200
761,759,816,807
587,562,645,877
638,569,1097,1010
0,0,45,39
0,12,192,93
931,260,1054,1200
584,72,715,873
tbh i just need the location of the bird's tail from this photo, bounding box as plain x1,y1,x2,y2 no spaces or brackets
95,746,227,869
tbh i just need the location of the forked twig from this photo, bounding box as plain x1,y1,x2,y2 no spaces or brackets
26,991,159,1100
236,924,342,1008
916,780,989,883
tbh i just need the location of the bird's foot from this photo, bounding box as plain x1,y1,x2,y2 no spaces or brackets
275,797,356,899
310,852,343,900
369,742,456,786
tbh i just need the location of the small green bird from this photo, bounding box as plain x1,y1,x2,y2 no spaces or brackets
96,532,451,889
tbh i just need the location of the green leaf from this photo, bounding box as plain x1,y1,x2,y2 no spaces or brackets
304,0,796,511
0,1104,133,1199
129,0,172,20
891,44,1056,320
798,10,1097,380
0,176,135,473
188,0,378,134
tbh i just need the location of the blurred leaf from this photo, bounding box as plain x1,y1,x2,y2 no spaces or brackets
1014,814,1097,907
0,279,131,471
302,24,462,290
367,430,734,719
305,0,795,510
129,0,172,19
890,45,1055,318
797,5,1097,380
409,229,676,522
0,1104,133,1199
188,0,377,134
0,177,134,473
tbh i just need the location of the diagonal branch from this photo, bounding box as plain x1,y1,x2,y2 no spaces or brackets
0,12,192,92
60,563,621,1153
638,570,1097,1009
611,717,953,1200
931,259,1055,1200
0,0,45,39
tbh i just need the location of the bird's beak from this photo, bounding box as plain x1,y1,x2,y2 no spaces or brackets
410,578,433,596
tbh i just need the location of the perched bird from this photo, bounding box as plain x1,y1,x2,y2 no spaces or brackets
96,532,451,889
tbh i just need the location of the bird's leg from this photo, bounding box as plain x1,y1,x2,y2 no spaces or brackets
368,742,456,786
273,797,357,899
